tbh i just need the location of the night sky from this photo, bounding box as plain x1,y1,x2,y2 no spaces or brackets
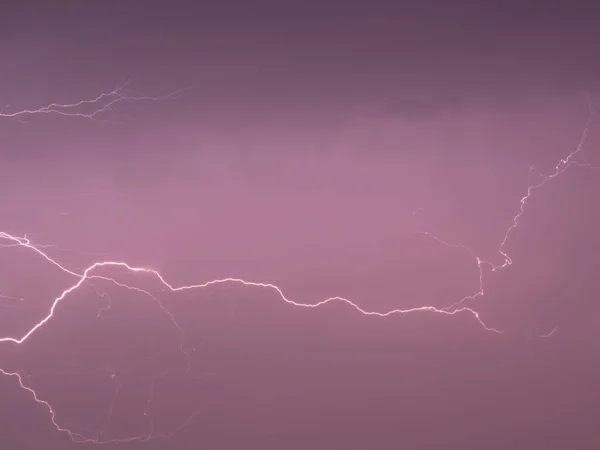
1,2,600,449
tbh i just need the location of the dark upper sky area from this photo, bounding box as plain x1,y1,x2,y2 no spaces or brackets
2,1,600,109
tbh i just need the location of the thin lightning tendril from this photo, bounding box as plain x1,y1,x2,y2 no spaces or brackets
0,88,597,443
0,79,185,122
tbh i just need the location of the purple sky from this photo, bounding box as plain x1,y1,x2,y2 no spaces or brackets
1,1,600,449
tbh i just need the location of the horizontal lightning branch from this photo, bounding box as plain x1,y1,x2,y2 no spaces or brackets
0,79,185,121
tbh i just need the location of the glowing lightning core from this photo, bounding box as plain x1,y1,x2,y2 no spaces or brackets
0,87,597,444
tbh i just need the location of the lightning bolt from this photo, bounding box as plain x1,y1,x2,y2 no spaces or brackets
0,79,185,122
0,87,597,444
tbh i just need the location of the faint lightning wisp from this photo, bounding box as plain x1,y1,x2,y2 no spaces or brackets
0,79,185,122
494,105,595,270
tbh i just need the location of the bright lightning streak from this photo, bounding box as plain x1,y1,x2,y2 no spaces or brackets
0,87,597,444
0,232,499,346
